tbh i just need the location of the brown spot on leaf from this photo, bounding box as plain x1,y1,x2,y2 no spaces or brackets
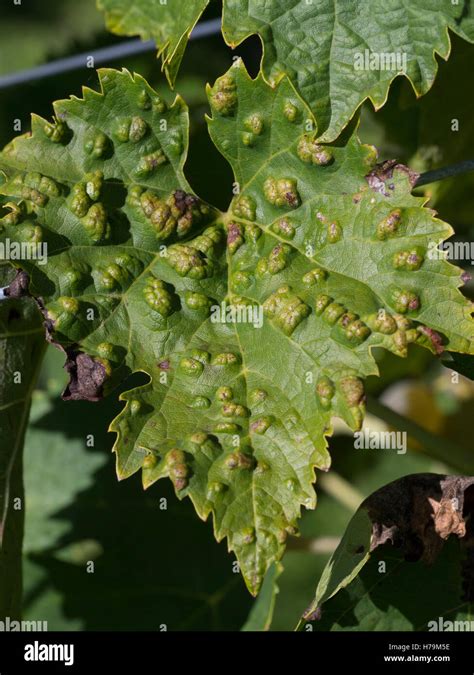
366,474,474,570
417,326,445,355
227,221,242,246
285,191,298,207
62,351,107,401
303,605,322,622
4,270,30,298
366,159,419,196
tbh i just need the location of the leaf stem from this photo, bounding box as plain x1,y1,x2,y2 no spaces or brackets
416,160,474,187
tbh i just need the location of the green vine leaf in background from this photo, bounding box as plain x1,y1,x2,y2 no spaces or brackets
298,474,474,631
96,0,474,141
0,263,45,618
0,62,472,595
97,0,211,85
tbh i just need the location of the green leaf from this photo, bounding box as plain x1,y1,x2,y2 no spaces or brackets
222,0,474,141
22,353,252,630
0,62,472,595
241,562,282,630
98,1,474,141
97,0,211,85
0,263,45,618
23,389,107,554
298,474,474,631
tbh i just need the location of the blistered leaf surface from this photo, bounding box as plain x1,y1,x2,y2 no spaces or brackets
0,64,472,594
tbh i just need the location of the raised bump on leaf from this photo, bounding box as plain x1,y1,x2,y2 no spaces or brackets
1,62,472,600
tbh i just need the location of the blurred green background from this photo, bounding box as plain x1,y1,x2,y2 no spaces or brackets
1,0,473,631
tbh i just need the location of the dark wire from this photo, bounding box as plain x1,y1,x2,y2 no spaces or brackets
0,17,223,90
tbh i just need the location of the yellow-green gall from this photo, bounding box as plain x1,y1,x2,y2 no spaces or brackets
315,294,332,315
264,177,300,208
271,218,296,239
134,150,168,178
323,302,345,324
244,113,264,135
267,243,291,274
232,271,252,290
96,342,116,360
189,431,208,445
376,209,402,240
70,183,90,217
316,376,335,407
44,118,69,143
393,247,424,271
391,288,420,313
152,95,167,113
249,389,267,405
58,296,79,313
137,90,152,110
283,100,299,122
129,116,148,142
167,244,214,279
189,349,211,364
143,277,174,316
226,221,244,254
216,386,233,401
210,74,237,116
142,453,158,469
242,132,255,147
222,402,249,418
84,131,110,158
345,319,371,343
339,376,365,407
371,310,398,335
179,357,204,376
263,287,310,335
129,400,142,416
137,189,209,241
85,171,103,201
233,195,256,221
211,352,240,366
303,268,327,285
184,291,210,311
250,416,272,434
113,116,148,143
327,221,342,243
297,135,334,166
82,203,110,242
189,396,211,409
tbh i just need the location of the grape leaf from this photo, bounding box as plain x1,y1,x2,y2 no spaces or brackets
298,474,474,631
97,0,210,85
241,562,282,630
97,0,474,142
222,0,474,141
0,62,472,595
0,263,45,617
